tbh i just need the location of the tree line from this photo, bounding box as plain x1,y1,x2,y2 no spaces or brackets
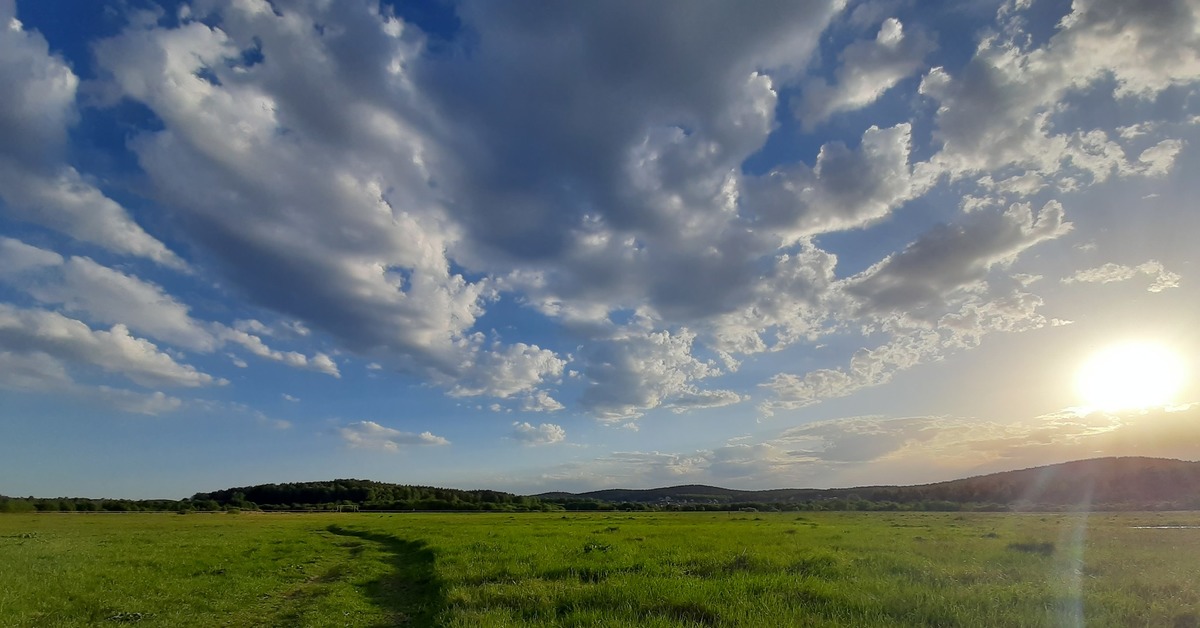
5,458,1198,513
0,480,558,513
190,479,554,512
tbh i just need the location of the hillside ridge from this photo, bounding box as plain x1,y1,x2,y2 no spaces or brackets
536,457,1200,509
5,456,1198,512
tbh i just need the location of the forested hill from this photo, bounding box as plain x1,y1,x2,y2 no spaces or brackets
5,457,1199,513
539,457,1200,510
894,456,1200,507
0,480,551,513
190,479,547,511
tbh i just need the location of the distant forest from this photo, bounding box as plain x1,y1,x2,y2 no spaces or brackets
4,457,1198,513
0,480,549,513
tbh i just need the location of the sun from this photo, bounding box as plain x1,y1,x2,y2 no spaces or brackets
1074,342,1187,412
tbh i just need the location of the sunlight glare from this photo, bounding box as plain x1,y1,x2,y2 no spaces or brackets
1074,342,1186,412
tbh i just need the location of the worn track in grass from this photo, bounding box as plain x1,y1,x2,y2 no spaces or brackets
2,511,1198,626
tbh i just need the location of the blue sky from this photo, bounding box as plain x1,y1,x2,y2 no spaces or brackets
1,0,1198,499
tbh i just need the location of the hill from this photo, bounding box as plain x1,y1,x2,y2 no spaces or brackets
190,479,548,511
537,457,1200,510
5,457,1199,513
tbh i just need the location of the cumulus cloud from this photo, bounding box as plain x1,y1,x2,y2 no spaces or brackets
427,0,843,268
1136,140,1184,177
744,124,925,242
33,256,218,351
2,0,1195,430
761,284,1053,415
580,327,739,422
705,243,840,358
0,304,218,389
846,200,1071,319
62,1,1083,423
0,236,63,275
448,338,566,399
0,332,186,416
0,238,340,377
1063,260,1182,293
798,18,935,129
919,0,1199,182
337,420,449,451
510,421,566,446
521,390,566,413
0,7,183,268
87,1,563,398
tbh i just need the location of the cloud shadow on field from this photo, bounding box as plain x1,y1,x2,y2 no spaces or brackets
326,525,446,627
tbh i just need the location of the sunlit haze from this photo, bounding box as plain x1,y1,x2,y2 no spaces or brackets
1075,342,1187,412
1,0,1198,499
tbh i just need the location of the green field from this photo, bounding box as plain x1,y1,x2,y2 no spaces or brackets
2,511,1198,627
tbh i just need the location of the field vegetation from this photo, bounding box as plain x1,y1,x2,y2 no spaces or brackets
2,510,1199,626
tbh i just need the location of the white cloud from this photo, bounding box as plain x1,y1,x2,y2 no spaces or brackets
35,256,218,351
0,167,186,269
920,0,1200,183
0,3,76,163
977,172,1047,200
0,236,63,276
665,388,745,414
89,3,562,397
1,0,1192,429
448,338,566,399
846,200,1071,319
1137,140,1184,178
0,350,183,416
0,348,72,392
0,304,218,389
707,243,839,356
58,1,1088,424
1063,260,1181,293
521,390,565,413
0,239,341,377
762,284,1052,415
798,18,934,129
221,328,341,377
93,387,184,415
580,327,738,423
744,124,925,242
511,421,566,446
0,11,183,267
234,319,311,339
337,420,450,451
760,329,942,414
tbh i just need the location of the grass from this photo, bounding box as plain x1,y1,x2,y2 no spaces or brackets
2,511,1199,626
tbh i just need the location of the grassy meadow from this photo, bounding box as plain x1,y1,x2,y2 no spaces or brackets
2,510,1199,627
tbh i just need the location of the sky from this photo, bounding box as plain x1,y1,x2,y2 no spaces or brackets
1,0,1198,499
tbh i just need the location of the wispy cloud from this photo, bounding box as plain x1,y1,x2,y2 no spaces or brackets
510,422,566,446
1063,260,1181,293
338,421,450,452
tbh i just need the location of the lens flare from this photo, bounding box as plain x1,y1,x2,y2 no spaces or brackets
1074,342,1186,412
